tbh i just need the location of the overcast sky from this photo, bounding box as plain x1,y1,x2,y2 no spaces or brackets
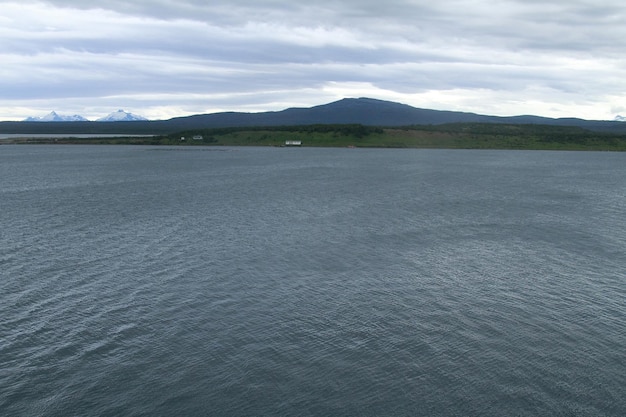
1,0,625,121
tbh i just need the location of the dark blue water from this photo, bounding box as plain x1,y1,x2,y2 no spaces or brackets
1,145,625,416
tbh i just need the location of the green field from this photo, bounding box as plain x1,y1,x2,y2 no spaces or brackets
4,123,626,151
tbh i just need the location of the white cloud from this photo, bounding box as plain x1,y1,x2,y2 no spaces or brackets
1,0,626,121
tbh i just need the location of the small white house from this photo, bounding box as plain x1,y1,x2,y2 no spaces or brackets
285,140,302,146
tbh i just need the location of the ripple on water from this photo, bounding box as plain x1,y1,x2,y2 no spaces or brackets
1,147,625,416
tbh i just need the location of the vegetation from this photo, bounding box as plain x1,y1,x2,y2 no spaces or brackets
3,123,626,151
379,123,626,151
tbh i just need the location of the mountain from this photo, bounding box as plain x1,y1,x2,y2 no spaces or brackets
23,111,89,122
164,98,489,128
159,98,626,133
96,109,148,122
6,98,626,135
614,115,626,122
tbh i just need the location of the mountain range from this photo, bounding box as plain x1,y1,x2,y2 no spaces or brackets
23,109,147,122
4,98,626,135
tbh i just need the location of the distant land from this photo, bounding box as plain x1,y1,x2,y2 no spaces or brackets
3,98,626,135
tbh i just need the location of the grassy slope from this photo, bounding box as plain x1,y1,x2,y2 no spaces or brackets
178,123,626,150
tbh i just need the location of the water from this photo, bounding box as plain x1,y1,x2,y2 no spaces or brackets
1,145,625,416
0,134,155,139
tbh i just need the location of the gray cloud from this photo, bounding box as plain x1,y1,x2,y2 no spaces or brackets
1,0,625,120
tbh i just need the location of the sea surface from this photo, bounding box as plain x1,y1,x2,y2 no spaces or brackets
1,145,625,416
0,134,155,140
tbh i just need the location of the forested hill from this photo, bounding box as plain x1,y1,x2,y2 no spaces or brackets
2,98,626,134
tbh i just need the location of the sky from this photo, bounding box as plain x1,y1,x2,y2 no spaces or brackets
1,0,625,121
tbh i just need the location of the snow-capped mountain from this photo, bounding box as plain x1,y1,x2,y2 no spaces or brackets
614,115,626,122
96,109,148,122
22,109,149,122
23,111,89,122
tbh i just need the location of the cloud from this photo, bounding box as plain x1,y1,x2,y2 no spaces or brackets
1,0,625,121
